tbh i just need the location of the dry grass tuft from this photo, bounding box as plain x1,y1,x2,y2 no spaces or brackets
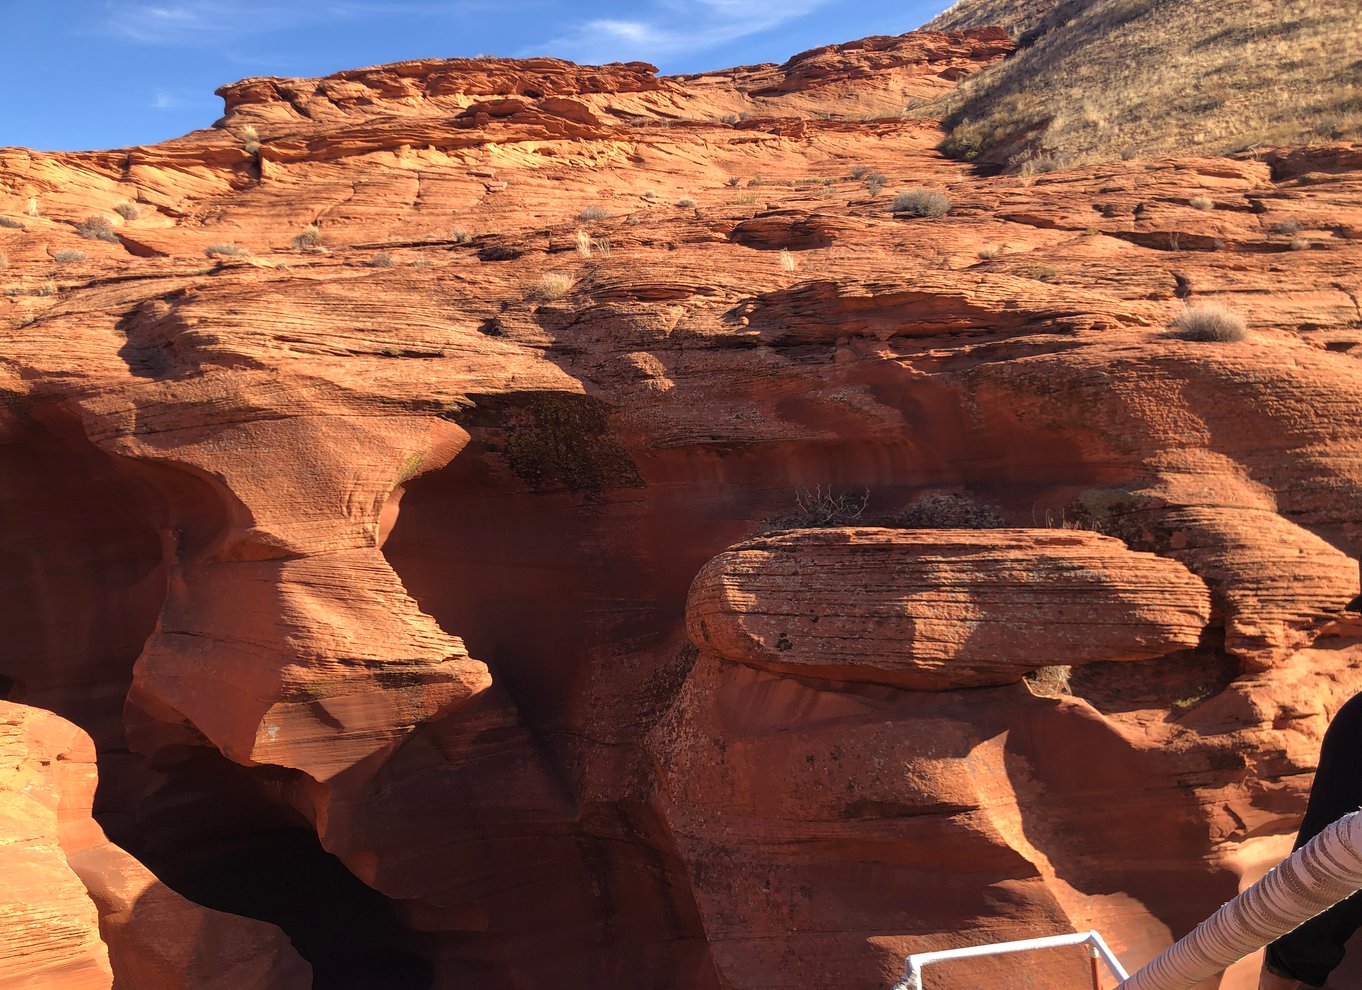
53,248,88,263
114,201,140,221
533,272,574,302
204,243,249,258
779,248,797,273
676,197,697,208
293,224,322,250
369,252,396,267
1189,195,1215,211
575,230,613,259
1170,301,1248,342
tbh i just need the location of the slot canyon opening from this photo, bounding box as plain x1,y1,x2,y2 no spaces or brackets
108,752,436,990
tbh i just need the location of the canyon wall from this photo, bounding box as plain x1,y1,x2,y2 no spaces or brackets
1,25,1361,989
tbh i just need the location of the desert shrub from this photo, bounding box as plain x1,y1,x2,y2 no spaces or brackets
890,188,951,217
1014,152,1075,175
1021,264,1058,281
1170,301,1247,342
293,224,322,249
451,228,473,243
1289,237,1310,251
1268,218,1302,236
779,248,796,273
369,252,396,267
53,248,87,263
767,486,869,530
1189,195,1214,211
725,176,741,187
74,216,119,242
0,216,25,229
533,272,574,301
1025,665,1072,697
114,201,140,221
204,243,248,258
478,316,507,337
577,205,612,222
850,165,872,179
641,190,657,201
977,243,1000,260
891,492,1006,529
676,197,697,208
865,173,888,197
746,175,765,187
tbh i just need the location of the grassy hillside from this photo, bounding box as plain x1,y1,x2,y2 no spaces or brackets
925,0,1361,171
926,0,1072,40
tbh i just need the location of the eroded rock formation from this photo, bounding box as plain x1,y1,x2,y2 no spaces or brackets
0,702,310,989
0,21,1360,990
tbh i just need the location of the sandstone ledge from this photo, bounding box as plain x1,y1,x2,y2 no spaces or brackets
686,528,1212,689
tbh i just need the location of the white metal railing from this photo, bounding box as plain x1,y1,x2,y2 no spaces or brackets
895,930,1130,990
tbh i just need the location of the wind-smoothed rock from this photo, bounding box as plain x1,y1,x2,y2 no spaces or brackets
0,18,1360,990
0,702,308,990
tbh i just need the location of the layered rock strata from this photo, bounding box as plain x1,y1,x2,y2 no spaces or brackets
0,22,1360,990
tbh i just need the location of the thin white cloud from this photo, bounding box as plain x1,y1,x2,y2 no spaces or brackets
151,88,189,109
524,0,833,64
102,1,496,46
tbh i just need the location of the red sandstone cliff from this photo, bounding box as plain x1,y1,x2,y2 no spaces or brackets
1,23,1361,990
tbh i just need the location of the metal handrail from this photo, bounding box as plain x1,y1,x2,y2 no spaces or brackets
895,930,1130,989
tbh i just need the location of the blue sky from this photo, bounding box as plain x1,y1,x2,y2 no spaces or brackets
1,0,953,152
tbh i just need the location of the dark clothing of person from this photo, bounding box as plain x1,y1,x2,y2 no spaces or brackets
1265,691,1362,987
